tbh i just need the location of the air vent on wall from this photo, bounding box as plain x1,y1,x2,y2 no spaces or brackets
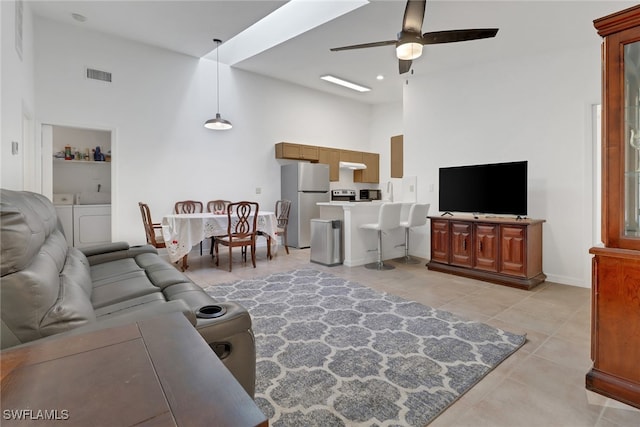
86,68,112,83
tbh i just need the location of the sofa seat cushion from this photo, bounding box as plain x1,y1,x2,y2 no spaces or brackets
91,271,161,309
90,258,144,282
94,293,167,319
146,266,195,290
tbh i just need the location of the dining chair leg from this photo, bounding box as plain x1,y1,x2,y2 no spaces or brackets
228,247,233,272
251,243,256,268
267,236,272,260
283,231,289,255
214,242,219,267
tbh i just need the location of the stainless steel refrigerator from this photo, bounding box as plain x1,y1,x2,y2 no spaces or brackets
281,163,330,248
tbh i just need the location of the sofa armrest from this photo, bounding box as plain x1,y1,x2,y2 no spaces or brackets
195,302,252,342
82,244,159,265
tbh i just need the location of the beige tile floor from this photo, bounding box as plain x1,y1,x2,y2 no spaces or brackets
176,245,640,427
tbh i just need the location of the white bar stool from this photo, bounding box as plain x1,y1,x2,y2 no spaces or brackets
360,202,402,270
395,203,430,264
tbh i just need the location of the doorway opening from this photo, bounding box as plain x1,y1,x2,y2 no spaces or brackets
44,124,113,248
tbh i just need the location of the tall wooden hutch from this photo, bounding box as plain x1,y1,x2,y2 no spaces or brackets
588,5,640,409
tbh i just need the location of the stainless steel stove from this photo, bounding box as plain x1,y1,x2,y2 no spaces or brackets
331,189,356,202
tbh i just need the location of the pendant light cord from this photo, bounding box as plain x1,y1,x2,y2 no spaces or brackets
215,38,221,114
204,38,231,130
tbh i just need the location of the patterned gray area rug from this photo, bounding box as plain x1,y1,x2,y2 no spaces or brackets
205,269,526,426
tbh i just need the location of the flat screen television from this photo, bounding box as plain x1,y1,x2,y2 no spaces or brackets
439,161,527,216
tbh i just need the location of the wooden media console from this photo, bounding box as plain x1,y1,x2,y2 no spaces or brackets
427,215,545,290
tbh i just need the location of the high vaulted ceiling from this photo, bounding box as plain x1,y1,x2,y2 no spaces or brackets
29,1,636,105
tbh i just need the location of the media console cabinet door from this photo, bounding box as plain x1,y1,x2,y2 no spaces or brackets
430,219,450,263
451,221,473,267
500,225,527,277
475,224,499,272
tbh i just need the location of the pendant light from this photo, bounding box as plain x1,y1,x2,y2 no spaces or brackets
204,38,232,130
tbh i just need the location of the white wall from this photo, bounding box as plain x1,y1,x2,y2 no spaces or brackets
369,101,403,181
6,4,607,287
33,16,377,245
404,45,602,287
1,0,35,190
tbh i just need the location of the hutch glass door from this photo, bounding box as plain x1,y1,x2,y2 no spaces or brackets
625,41,640,237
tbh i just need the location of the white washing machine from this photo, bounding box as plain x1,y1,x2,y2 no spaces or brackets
72,204,111,248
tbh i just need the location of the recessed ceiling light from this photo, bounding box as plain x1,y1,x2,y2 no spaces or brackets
320,75,371,92
71,13,87,22
376,75,384,80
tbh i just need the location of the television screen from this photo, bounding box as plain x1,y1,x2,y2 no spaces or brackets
439,161,527,216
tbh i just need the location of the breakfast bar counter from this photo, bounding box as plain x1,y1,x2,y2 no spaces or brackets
317,202,413,267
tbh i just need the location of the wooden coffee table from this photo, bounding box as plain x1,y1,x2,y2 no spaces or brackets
0,312,268,427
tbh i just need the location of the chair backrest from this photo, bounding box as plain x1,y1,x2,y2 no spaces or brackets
406,203,430,228
275,199,291,228
207,200,232,214
378,202,402,231
138,202,165,248
174,200,203,214
226,201,259,240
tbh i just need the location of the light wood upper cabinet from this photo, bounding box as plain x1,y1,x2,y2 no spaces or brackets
391,135,403,178
354,152,379,183
275,142,319,161
339,150,362,163
275,143,379,183
318,147,340,181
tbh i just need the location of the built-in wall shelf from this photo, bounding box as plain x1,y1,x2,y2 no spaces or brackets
53,159,110,165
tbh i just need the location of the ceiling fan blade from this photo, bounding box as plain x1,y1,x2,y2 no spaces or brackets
402,0,426,33
330,40,397,52
399,59,412,74
421,28,499,45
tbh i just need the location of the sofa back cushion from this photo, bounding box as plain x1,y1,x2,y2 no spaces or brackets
1,189,95,348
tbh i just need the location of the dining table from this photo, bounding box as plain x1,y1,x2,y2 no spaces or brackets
161,211,278,270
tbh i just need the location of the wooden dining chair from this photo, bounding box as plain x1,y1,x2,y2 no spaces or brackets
259,199,291,260
214,201,259,272
138,202,166,248
207,200,231,214
174,200,204,254
207,200,232,256
175,200,204,214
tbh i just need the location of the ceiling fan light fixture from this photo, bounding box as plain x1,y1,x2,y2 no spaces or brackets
396,41,423,60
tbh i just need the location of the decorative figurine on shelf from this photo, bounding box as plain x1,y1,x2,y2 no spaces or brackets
93,146,105,161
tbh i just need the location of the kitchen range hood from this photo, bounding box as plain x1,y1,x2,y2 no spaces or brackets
339,161,367,170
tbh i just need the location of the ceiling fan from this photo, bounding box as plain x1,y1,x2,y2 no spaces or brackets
330,0,499,74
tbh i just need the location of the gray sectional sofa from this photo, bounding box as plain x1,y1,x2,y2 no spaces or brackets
0,189,256,396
